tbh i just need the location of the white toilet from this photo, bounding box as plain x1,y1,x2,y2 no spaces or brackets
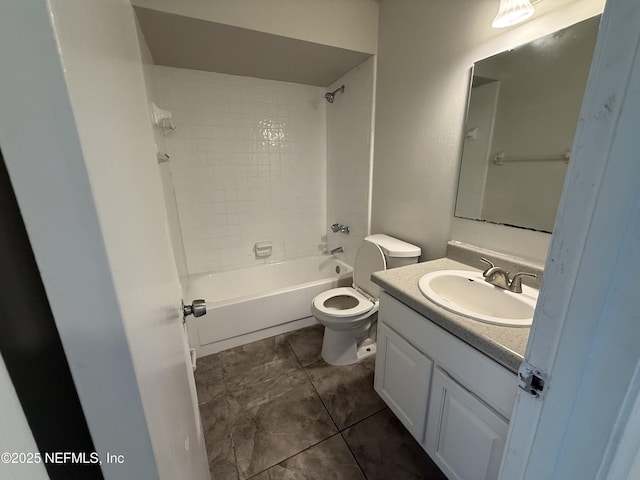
311,234,421,365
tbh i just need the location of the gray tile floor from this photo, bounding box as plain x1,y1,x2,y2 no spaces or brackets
195,324,447,480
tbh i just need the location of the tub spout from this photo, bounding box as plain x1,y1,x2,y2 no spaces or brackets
330,246,344,255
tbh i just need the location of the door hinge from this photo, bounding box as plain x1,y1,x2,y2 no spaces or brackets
518,361,546,399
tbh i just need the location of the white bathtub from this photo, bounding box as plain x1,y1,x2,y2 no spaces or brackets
185,255,353,356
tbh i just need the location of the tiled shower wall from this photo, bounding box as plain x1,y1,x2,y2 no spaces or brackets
326,57,376,266
155,67,327,274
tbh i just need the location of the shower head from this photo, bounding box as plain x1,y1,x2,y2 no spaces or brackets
324,85,345,103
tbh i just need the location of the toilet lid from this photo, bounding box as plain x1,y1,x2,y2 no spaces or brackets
354,241,386,299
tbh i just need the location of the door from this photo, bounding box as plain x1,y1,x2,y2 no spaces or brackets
499,0,640,478
375,323,433,441
0,2,209,479
426,368,508,480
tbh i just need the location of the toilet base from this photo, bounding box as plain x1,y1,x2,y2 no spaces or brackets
321,326,376,366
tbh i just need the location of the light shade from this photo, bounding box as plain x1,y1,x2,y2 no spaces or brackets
491,0,535,28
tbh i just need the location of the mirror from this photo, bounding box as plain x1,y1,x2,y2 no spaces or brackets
455,15,600,233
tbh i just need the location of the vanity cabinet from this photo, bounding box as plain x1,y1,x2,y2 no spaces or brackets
375,323,433,441
426,368,508,480
374,292,517,480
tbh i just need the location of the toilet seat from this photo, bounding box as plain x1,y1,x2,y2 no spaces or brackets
312,241,386,321
312,287,375,318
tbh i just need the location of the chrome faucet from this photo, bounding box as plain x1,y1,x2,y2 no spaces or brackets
330,246,344,255
331,223,350,234
480,258,537,293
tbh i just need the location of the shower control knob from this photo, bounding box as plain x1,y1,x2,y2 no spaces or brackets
182,299,207,319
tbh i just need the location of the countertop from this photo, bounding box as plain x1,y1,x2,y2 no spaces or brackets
372,258,531,373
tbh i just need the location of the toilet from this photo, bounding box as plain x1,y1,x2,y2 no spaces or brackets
311,234,421,365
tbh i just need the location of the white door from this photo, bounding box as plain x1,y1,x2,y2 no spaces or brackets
0,2,209,480
426,368,508,480
499,0,640,478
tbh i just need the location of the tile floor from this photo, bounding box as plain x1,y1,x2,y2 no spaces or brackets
195,324,447,480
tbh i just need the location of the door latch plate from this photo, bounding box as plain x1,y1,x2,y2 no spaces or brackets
518,361,546,398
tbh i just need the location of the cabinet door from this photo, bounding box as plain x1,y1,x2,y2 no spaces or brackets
425,368,509,480
375,322,433,442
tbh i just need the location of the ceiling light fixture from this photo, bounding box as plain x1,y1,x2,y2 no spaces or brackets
492,0,536,28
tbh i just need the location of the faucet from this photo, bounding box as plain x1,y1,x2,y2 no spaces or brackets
508,272,538,293
331,223,350,234
330,246,344,255
480,258,537,293
480,258,510,289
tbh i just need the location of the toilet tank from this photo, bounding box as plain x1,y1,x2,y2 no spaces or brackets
364,234,421,269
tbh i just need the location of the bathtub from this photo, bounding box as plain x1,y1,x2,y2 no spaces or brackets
185,255,353,356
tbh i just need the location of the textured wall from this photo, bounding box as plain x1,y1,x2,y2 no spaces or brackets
372,0,603,263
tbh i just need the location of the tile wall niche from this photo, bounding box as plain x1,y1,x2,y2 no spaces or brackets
155,67,327,274
326,57,376,266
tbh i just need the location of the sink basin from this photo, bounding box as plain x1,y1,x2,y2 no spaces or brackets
418,270,538,327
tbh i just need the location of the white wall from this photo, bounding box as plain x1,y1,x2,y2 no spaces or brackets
326,57,376,266
135,18,189,279
0,1,209,479
155,66,327,274
137,17,167,164
132,0,379,54
372,0,604,263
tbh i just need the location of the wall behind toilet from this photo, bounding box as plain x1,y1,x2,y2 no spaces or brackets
326,57,376,267
371,0,603,263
